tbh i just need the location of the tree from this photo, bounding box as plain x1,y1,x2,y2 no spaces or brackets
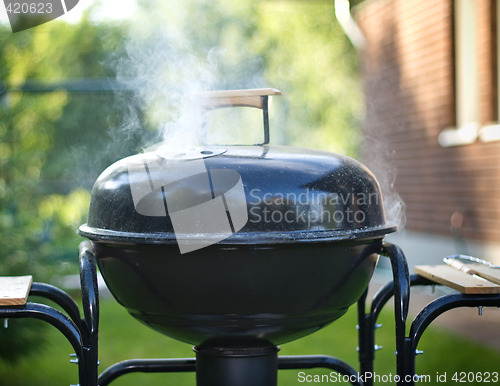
0,15,140,361
255,0,362,156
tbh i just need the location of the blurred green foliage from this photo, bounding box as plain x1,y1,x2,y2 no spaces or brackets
0,16,144,361
0,0,360,362
1,18,122,280
256,0,362,155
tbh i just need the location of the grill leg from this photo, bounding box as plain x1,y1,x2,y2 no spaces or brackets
381,242,411,385
195,346,279,386
79,241,100,386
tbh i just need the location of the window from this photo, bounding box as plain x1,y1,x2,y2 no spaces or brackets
438,0,480,147
439,0,500,146
479,0,500,142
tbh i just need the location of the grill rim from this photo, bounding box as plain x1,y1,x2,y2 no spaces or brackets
78,223,396,245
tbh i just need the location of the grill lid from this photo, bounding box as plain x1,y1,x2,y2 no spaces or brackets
79,88,395,251
79,144,396,247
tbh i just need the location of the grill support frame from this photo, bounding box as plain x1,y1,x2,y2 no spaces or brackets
4,241,498,386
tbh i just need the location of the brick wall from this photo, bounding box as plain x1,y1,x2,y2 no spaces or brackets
355,0,500,242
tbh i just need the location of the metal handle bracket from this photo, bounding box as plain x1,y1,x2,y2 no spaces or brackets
200,88,281,145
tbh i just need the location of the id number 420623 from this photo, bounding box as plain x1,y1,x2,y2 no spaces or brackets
6,2,54,14
452,372,499,383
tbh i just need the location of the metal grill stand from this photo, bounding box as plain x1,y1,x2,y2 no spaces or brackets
358,261,500,386
0,241,415,386
96,241,411,386
0,242,99,386
366,276,500,386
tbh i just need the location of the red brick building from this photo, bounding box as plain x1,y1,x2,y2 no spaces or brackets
353,0,500,264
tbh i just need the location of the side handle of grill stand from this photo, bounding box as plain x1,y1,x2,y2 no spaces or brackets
358,242,411,386
0,244,100,386
200,88,281,145
79,241,100,386
381,242,411,385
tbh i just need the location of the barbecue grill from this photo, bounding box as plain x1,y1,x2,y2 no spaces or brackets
78,88,397,386
4,86,499,386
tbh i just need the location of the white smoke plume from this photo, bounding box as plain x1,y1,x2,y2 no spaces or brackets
113,0,264,151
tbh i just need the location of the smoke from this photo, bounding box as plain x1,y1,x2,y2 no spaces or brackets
361,133,406,230
380,159,406,231
112,0,265,151
115,13,211,149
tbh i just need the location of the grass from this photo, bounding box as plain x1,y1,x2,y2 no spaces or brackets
0,298,499,385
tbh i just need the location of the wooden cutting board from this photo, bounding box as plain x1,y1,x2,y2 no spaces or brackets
415,265,500,294
0,276,33,306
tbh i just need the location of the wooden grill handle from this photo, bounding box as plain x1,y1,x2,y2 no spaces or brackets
200,88,281,110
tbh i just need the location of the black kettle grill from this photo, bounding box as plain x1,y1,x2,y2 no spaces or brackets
79,88,396,386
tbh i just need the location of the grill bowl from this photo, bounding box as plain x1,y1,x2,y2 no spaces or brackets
90,238,381,346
